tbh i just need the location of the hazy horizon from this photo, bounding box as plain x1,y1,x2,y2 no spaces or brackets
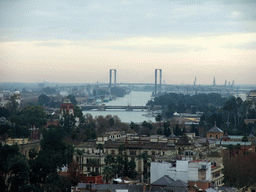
1,0,256,85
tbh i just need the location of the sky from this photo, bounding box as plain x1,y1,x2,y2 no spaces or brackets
0,0,256,85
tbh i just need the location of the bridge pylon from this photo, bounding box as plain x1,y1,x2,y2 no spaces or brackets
109,69,116,94
155,69,162,95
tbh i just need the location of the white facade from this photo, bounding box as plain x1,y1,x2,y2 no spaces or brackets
151,160,211,184
188,161,211,181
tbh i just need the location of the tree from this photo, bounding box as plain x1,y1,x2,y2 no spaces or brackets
88,159,100,176
0,144,30,191
67,161,81,186
137,151,150,182
227,144,234,159
190,124,199,136
67,95,77,106
102,165,115,183
109,117,115,127
223,154,256,189
174,124,182,136
0,107,11,119
242,135,248,155
38,94,50,106
6,95,19,114
163,121,170,137
96,144,104,174
104,154,115,166
60,112,76,134
17,105,47,128
155,114,162,129
76,149,84,170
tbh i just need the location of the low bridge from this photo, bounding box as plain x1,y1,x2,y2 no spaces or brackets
79,105,149,111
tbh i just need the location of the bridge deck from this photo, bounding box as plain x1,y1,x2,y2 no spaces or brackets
79,105,148,110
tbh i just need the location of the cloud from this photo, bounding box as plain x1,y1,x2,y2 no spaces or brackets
1,0,256,42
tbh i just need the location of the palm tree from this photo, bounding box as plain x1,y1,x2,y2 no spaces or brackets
118,144,126,155
102,165,115,184
76,149,84,170
227,144,234,159
242,135,248,155
104,154,115,165
88,158,100,175
137,151,150,183
96,144,104,174
235,143,241,156
155,114,162,129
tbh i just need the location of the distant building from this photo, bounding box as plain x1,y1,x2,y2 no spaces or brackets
151,160,215,190
60,98,74,115
207,125,223,140
246,90,256,109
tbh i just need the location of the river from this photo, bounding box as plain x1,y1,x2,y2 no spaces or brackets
82,91,155,123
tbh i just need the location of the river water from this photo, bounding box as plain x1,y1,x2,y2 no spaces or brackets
82,91,156,123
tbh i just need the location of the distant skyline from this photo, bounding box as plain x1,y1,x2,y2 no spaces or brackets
1,0,256,84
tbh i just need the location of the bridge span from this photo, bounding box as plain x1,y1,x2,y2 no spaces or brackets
79,104,149,111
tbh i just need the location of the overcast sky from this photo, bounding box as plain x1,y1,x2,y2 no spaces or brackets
0,0,255,85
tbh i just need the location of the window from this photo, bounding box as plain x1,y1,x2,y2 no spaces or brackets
111,150,115,155
130,150,136,155
92,149,94,153
87,167,90,172
210,135,212,138
216,135,218,139
152,151,155,155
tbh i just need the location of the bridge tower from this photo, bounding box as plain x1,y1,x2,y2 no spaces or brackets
109,69,116,88
155,69,162,95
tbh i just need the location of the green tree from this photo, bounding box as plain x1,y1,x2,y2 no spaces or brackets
60,112,76,134
227,144,234,159
0,144,30,191
96,144,104,174
6,95,19,114
102,165,115,183
88,159,100,176
38,94,51,106
67,94,77,105
13,105,47,128
109,117,115,127
76,149,84,170
223,154,256,188
137,151,150,182
155,114,162,128
242,135,248,155
0,107,11,119
163,121,170,137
